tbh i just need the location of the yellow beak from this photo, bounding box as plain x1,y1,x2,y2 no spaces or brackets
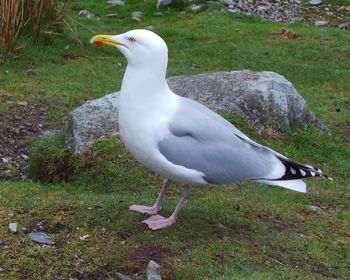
90,34,124,47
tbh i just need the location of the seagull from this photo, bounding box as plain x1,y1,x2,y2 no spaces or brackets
90,30,332,230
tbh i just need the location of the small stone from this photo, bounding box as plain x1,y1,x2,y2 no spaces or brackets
79,234,90,241
21,154,29,160
132,11,142,22
157,0,172,9
94,202,103,208
191,63,200,69
107,0,124,6
116,272,133,280
9,223,18,233
18,101,28,106
215,223,226,230
147,260,161,280
338,22,349,29
1,157,10,164
144,25,154,31
106,13,118,17
25,69,35,75
78,10,94,19
219,0,234,6
307,205,323,213
309,0,321,5
28,232,53,245
315,20,328,26
190,4,201,11
271,259,285,266
153,12,164,16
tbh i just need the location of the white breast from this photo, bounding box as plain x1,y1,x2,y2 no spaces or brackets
118,87,206,185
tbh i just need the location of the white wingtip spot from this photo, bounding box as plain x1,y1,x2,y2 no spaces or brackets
310,171,315,176
300,170,306,176
290,167,297,175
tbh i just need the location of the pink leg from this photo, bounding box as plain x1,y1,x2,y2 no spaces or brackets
142,185,190,230
129,179,171,215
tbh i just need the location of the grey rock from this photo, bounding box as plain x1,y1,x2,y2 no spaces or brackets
309,0,321,5
66,70,330,153
28,232,53,245
9,222,17,233
66,93,119,153
167,71,330,134
157,0,172,9
147,260,161,280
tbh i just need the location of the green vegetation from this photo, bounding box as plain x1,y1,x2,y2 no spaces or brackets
0,0,349,279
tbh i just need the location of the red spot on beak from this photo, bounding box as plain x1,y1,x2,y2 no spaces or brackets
93,40,104,46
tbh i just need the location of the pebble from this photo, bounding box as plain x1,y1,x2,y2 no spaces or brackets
116,272,133,280
106,13,118,17
309,0,322,5
219,0,234,6
157,0,172,9
314,20,328,26
132,11,142,21
9,222,18,233
18,101,28,106
307,205,324,213
215,223,226,230
79,234,90,241
78,10,94,19
21,154,29,160
107,0,124,6
339,22,349,29
1,157,11,164
144,25,154,30
190,4,201,11
146,260,161,280
153,12,164,16
28,232,53,245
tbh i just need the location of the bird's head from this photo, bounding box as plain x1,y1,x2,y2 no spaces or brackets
90,29,168,68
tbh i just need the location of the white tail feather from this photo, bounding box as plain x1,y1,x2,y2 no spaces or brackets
256,179,306,193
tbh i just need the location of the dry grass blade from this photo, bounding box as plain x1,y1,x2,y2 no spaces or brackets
0,0,72,55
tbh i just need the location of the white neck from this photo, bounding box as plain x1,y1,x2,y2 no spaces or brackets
120,62,173,105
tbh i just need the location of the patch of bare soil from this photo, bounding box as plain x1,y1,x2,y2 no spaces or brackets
127,244,176,272
0,95,51,180
255,213,303,235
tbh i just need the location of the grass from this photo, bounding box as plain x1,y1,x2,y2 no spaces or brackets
0,0,350,279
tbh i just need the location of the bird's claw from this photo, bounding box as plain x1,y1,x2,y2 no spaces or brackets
142,214,176,230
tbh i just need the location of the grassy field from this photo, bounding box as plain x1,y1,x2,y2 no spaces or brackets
0,0,349,279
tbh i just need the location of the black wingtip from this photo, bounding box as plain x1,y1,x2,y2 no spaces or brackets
275,157,333,181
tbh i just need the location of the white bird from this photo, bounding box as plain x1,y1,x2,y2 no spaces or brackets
90,30,331,230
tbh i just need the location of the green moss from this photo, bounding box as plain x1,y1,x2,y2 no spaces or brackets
27,132,79,183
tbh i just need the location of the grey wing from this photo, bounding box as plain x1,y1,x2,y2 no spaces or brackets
158,97,283,184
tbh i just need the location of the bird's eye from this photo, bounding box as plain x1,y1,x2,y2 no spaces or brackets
128,37,136,43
